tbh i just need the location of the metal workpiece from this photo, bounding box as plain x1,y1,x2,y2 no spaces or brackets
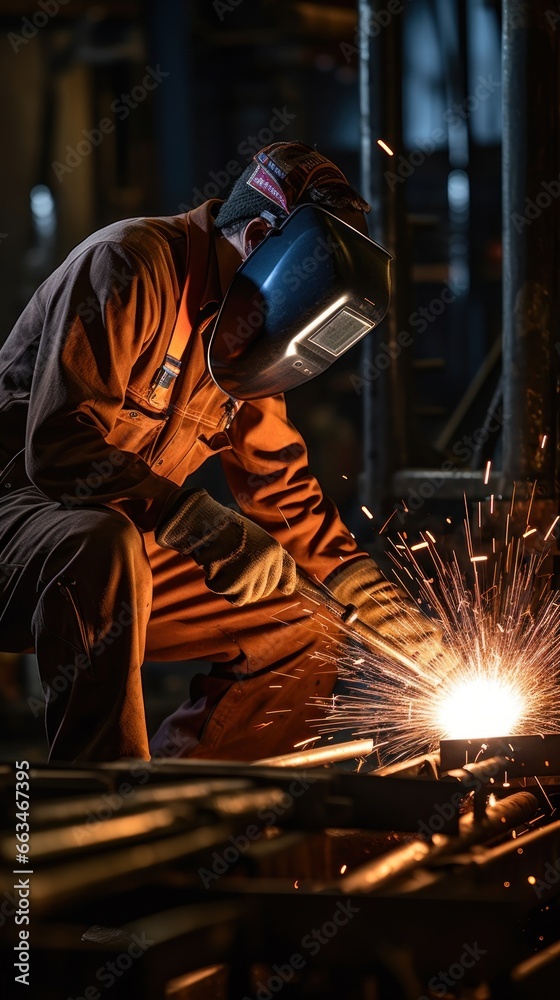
436,811,560,907
255,738,375,768
333,791,539,897
373,752,440,781
440,733,560,778
511,937,560,997
91,760,463,834
28,777,253,829
2,758,560,998
441,755,511,822
458,790,540,845
337,838,432,895
441,755,510,789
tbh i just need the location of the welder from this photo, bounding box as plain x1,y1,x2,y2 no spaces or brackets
0,141,443,762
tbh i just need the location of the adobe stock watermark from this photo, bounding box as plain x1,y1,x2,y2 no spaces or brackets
7,0,70,53
419,941,488,999
218,230,340,357
64,261,135,332
59,449,128,510
198,773,317,888
529,853,560,900
52,65,170,182
65,932,155,999
242,899,361,1000
417,748,510,839
546,5,560,30
71,732,185,845
232,441,305,509
0,888,26,931
385,74,501,192
511,174,560,233
213,0,244,21
340,0,413,63
27,600,134,718
350,277,468,396
178,106,296,211
399,410,504,520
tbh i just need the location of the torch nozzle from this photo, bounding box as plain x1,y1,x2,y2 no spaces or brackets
295,568,439,685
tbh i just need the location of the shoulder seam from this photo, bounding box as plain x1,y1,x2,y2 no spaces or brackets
44,239,165,316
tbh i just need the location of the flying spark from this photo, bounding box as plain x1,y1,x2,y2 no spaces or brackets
377,139,394,155
311,499,560,763
379,507,400,534
544,515,559,541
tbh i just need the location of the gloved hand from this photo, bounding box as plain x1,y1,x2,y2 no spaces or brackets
155,488,296,605
324,557,448,674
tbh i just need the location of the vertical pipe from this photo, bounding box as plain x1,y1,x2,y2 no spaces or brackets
359,0,408,517
383,6,409,478
358,0,376,511
502,0,560,498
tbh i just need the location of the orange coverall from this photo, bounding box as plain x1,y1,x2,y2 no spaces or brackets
0,200,367,762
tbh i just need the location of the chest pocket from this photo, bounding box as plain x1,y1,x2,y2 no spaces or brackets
163,428,231,482
105,406,169,462
152,391,235,481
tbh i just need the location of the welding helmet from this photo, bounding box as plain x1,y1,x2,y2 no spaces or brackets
208,140,392,401
208,203,392,400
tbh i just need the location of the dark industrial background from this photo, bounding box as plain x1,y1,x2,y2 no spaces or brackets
0,0,505,525
1,0,559,742
2,3,560,998
1,0,556,754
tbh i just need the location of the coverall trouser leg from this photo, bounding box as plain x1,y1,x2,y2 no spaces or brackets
145,533,341,761
0,484,341,762
0,483,153,761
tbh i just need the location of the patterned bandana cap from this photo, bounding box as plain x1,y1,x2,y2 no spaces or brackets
247,140,370,215
213,141,371,230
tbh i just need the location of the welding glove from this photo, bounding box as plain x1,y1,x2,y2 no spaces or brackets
324,557,447,672
155,488,296,606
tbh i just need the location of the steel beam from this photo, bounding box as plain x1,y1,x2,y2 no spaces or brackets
502,0,560,497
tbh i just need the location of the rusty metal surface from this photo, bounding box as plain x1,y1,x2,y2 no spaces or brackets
255,738,375,767
2,758,560,997
440,734,560,779
502,0,560,496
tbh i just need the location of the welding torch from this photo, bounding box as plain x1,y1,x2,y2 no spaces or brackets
295,568,439,686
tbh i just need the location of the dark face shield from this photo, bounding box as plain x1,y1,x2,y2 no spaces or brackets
208,204,392,401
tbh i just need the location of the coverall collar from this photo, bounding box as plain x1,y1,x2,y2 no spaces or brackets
186,199,242,308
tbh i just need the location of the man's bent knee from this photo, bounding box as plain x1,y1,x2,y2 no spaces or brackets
72,509,146,569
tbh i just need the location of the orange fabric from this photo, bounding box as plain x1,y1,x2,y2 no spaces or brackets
146,530,342,761
0,481,342,761
0,199,365,582
0,199,368,762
